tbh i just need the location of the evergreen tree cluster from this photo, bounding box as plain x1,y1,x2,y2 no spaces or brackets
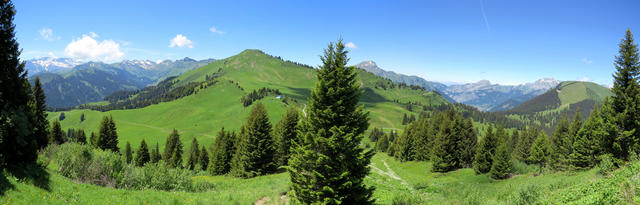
240,87,281,107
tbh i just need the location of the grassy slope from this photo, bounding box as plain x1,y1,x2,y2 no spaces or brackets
48,49,447,153
3,153,638,204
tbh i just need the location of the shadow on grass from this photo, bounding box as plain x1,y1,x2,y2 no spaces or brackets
0,163,51,195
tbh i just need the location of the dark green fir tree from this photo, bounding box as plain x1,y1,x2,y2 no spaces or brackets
135,139,150,166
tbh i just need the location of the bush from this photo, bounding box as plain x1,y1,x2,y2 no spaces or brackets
598,154,615,175
510,184,541,205
46,143,213,192
510,159,538,175
391,194,424,205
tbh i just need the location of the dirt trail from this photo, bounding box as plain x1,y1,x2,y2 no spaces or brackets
370,159,414,192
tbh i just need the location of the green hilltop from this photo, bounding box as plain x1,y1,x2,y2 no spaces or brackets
508,81,612,115
48,49,448,151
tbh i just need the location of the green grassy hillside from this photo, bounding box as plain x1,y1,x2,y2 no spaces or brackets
48,49,448,153
508,81,612,114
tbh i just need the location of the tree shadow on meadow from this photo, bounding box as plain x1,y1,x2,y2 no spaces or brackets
0,163,51,195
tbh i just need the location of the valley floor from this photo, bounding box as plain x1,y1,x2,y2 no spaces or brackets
1,153,638,204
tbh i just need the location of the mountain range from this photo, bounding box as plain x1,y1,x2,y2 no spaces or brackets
355,61,561,111
27,57,215,108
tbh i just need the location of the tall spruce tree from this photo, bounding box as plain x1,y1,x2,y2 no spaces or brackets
186,138,200,170
457,117,477,168
490,142,512,180
135,139,150,166
209,127,235,175
230,102,276,177
273,106,299,167
549,117,571,171
570,106,604,170
287,40,374,204
199,145,209,171
530,132,549,175
393,124,415,162
568,111,583,154
31,77,49,149
609,29,640,161
50,120,65,145
410,118,432,161
474,125,497,174
151,143,161,163
0,0,39,166
163,129,183,168
89,132,97,148
124,141,132,164
515,126,537,163
431,117,457,172
97,116,119,152
375,133,389,152
76,129,86,144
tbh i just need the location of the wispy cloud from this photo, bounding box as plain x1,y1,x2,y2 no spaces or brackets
577,77,591,82
169,34,194,48
39,28,60,41
582,58,593,64
480,0,490,32
345,42,358,49
209,27,225,34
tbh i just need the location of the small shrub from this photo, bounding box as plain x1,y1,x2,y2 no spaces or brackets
511,159,537,175
391,194,423,205
510,184,541,205
598,154,615,175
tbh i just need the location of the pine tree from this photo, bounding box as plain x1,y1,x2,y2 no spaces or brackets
97,116,119,152
375,133,389,152
549,117,571,171
369,127,383,142
273,106,299,167
410,118,432,161
457,117,477,168
392,125,415,162
570,106,604,170
287,40,374,204
151,143,161,163
230,102,276,177
529,132,549,175
163,129,183,168
49,120,65,145
474,126,497,174
515,126,537,163
124,141,132,164
0,0,39,166
402,113,408,125
490,142,512,180
186,138,200,170
431,117,457,172
31,77,49,149
135,139,150,166
568,111,583,154
610,29,640,161
199,145,209,171
76,129,86,144
209,127,235,175
80,113,85,122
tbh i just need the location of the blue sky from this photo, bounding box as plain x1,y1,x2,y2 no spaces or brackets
13,0,640,85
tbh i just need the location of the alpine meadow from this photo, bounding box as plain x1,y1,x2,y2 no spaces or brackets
3,1,640,204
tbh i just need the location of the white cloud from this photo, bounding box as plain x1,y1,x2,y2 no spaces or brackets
89,32,99,38
169,34,193,48
209,27,225,34
582,58,593,64
48,52,57,58
345,42,358,49
39,28,60,41
577,77,591,82
64,33,124,61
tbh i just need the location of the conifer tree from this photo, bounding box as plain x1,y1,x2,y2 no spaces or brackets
402,113,408,125
199,145,209,171
570,106,604,170
273,106,299,167
287,40,374,204
490,142,512,180
0,0,39,166
609,29,640,161
163,129,183,168
392,125,415,162
50,120,65,145
410,118,432,161
209,127,235,175
89,132,97,148
80,113,85,122
76,129,86,144
509,129,520,153
431,117,457,172
31,77,49,149
97,116,119,152
151,143,161,163
230,102,276,177
186,138,200,170
135,139,150,166
375,133,389,152
457,117,477,168
529,132,549,175
549,117,571,170
474,126,497,174
124,141,132,164
568,111,583,154
515,126,537,163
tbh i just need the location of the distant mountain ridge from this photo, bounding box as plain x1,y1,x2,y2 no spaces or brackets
29,57,215,108
507,81,613,114
25,57,83,75
354,60,561,111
